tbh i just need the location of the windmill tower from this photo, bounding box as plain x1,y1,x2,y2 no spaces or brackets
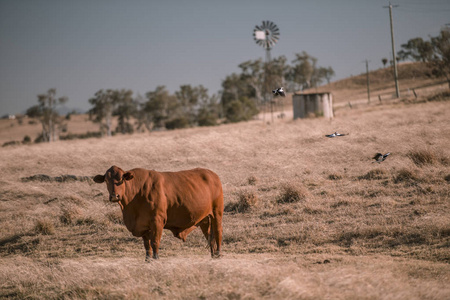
253,21,280,122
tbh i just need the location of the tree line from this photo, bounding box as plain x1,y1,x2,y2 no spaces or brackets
26,51,335,142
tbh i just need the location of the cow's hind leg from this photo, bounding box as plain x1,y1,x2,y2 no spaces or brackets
211,208,223,258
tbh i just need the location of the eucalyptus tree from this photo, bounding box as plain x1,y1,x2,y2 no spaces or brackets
26,88,68,142
88,89,116,137
429,29,450,88
397,37,433,62
268,55,289,88
141,86,175,130
196,93,220,126
290,51,317,90
175,84,209,126
238,59,264,105
113,89,136,134
220,73,258,123
315,66,335,86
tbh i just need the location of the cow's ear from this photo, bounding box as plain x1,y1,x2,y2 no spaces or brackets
123,172,134,181
93,175,105,183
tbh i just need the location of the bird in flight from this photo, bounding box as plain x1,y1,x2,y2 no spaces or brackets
272,87,285,97
372,152,390,163
325,132,347,138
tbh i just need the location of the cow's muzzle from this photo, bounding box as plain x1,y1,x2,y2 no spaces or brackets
109,194,121,202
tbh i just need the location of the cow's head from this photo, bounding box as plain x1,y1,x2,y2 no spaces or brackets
93,166,134,202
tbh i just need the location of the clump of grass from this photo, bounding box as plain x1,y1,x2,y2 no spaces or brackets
445,174,450,183
328,173,343,180
35,219,55,235
331,200,350,208
338,224,450,249
225,190,259,213
407,149,436,166
76,217,96,226
427,90,450,102
276,184,308,204
394,168,418,184
303,206,323,215
60,205,80,225
247,175,258,186
358,168,388,180
260,207,293,218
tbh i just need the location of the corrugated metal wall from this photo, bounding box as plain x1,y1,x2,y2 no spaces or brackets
292,93,334,119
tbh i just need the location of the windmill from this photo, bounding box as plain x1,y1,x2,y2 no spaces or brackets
253,21,280,123
253,20,280,63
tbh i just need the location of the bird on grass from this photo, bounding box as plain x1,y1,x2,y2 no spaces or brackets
372,152,390,163
325,132,347,138
272,87,285,97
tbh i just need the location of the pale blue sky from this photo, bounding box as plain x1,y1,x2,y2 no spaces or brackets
1,0,449,115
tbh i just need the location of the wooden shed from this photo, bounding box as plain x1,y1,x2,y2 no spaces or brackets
292,92,334,119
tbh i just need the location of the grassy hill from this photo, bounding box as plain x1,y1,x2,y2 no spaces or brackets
304,62,448,105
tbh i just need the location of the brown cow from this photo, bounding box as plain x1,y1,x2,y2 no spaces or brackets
93,166,223,261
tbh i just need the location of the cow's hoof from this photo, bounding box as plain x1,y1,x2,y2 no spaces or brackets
212,252,222,259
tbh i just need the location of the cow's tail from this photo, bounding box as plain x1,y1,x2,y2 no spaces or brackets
208,214,217,253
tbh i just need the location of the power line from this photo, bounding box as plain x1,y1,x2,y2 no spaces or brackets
397,7,450,13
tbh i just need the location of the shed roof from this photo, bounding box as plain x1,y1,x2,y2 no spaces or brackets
294,91,332,95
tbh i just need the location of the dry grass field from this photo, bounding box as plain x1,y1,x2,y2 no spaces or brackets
1,95,449,298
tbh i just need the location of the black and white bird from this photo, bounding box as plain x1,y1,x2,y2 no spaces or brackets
372,152,390,163
272,87,285,97
325,132,347,138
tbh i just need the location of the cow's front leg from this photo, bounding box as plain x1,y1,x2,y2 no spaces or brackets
143,233,152,262
149,219,164,259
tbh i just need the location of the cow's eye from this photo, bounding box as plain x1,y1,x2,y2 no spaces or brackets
115,180,124,186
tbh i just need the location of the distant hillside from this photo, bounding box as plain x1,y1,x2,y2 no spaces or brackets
303,62,448,104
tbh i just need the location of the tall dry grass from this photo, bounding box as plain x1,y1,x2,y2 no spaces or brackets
0,100,449,299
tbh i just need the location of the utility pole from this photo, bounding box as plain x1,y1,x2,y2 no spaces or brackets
384,2,400,98
365,59,371,103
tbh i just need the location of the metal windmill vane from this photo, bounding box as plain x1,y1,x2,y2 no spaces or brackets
253,20,279,51
253,20,280,62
